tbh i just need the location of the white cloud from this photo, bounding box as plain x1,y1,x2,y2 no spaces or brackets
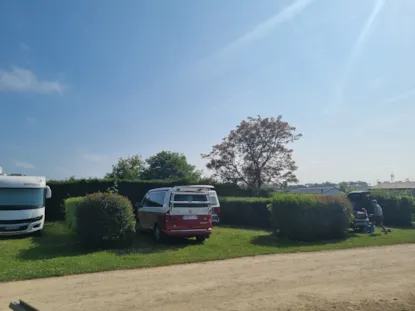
218,0,315,57
15,161,36,170
383,87,415,104
327,0,385,115
0,67,64,94
192,0,314,72
19,42,31,52
83,153,110,163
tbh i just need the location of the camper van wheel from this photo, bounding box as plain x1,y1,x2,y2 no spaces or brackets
33,230,43,237
153,225,161,242
196,236,206,243
135,220,141,234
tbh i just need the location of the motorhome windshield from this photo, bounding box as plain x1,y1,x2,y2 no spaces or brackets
0,188,45,209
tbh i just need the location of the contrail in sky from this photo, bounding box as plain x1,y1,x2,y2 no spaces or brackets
331,0,385,112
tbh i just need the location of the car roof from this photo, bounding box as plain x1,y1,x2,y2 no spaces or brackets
147,186,211,193
348,191,370,195
186,185,215,189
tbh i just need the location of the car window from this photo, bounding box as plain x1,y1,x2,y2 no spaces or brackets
144,191,165,207
174,194,208,202
209,192,218,206
142,194,151,207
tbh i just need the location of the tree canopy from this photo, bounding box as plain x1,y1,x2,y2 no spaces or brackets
202,115,302,194
104,155,143,180
141,151,201,181
104,152,201,181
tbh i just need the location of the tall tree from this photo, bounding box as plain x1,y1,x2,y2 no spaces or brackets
141,151,201,181
105,155,143,180
202,115,302,194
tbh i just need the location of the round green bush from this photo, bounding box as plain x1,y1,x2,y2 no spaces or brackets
75,192,135,249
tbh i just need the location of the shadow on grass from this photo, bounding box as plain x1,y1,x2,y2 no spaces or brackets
18,224,86,261
250,231,359,248
215,224,272,232
17,223,193,260
114,232,193,256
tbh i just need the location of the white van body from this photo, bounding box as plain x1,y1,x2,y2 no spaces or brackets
0,175,52,236
136,186,213,242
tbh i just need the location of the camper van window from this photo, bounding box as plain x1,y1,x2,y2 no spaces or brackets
0,188,45,207
143,191,165,207
174,194,208,202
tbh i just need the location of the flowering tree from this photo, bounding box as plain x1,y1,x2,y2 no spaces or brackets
202,115,302,194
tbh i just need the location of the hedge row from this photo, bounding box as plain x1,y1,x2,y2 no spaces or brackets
64,197,84,233
46,178,267,221
64,193,136,249
220,195,352,241
270,194,352,241
219,197,272,228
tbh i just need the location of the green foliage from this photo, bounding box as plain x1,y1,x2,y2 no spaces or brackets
202,115,302,194
46,178,266,221
270,194,353,241
220,197,272,228
64,197,84,233
104,155,143,180
141,151,202,181
75,192,135,249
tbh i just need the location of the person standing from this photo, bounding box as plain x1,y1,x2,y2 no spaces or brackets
371,200,387,234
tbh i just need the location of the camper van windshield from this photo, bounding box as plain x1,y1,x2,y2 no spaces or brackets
0,188,45,207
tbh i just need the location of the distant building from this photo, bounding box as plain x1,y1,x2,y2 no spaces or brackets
286,186,344,195
371,182,415,190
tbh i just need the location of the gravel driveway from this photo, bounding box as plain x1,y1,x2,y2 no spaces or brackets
1,244,415,310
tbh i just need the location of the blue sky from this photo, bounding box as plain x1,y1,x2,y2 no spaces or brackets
1,0,414,184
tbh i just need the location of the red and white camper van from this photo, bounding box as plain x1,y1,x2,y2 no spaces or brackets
135,186,213,242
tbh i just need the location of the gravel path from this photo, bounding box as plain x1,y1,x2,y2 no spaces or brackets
1,244,415,310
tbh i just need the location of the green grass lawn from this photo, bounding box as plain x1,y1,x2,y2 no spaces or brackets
0,222,414,282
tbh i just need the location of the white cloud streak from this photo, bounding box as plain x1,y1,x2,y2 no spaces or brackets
19,42,31,52
383,87,415,104
15,161,36,170
328,0,385,114
0,67,64,94
218,0,315,57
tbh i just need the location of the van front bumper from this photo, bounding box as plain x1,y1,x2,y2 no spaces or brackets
162,228,212,237
0,220,44,236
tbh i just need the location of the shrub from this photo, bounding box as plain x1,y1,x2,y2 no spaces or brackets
46,178,267,221
220,197,272,228
75,192,136,249
64,196,84,233
270,194,353,241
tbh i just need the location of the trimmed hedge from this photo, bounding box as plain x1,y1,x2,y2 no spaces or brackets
76,193,135,249
270,194,353,241
64,197,84,233
219,197,272,228
46,178,267,221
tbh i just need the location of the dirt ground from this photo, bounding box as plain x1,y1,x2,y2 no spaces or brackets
1,245,415,311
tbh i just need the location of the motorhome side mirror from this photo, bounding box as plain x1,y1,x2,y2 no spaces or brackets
45,186,52,199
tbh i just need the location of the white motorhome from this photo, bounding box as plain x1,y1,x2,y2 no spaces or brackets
0,169,52,236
